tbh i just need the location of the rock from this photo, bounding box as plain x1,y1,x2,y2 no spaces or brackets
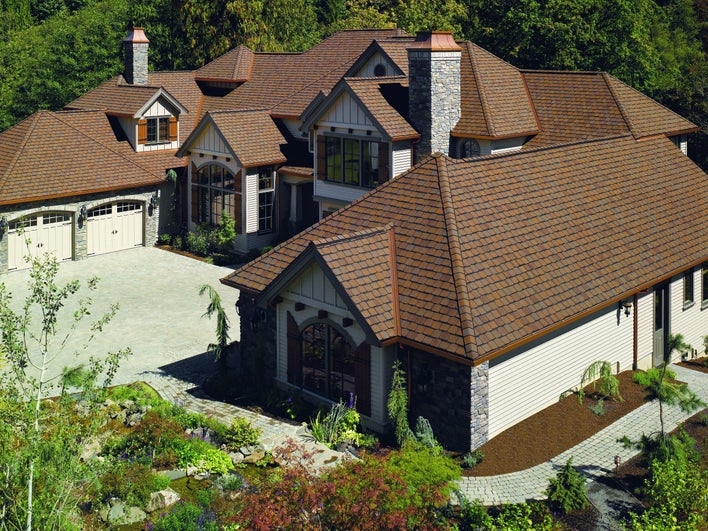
242,449,266,465
125,412,142,427
146,487,181,513
229,451,244,465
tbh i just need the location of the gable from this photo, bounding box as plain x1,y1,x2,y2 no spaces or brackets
351,50,402,78
285,262,351,310
187,120,233,157
320,91,379,131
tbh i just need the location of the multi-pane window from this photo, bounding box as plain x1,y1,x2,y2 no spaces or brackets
702,263,708,305
258,168,275,232
683,268,694,306
147,117,171,143
301,322,355,402
322,137,387,188
194,164,239,227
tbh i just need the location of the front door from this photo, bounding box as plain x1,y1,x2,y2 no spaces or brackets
653,284,670,366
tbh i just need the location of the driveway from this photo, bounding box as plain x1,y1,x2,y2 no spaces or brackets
0,247,240,389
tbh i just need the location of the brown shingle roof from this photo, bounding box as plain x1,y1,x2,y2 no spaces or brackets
522,72,699,149
332,77,418,140
603,74,699,138
67,72,203,139
453,42,538,139
224,136,708,364
194,45,254,83
0,110,173,205
195,110,287,167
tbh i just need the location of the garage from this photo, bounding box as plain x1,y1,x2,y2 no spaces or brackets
7,212,74,270
87,201,144,255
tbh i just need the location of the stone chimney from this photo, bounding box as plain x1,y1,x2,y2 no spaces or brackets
407,31,461,162
123,27,149,85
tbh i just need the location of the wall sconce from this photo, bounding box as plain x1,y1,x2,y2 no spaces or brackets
149,193,158,209
620,300,632,317
0,217,7,234
79,205,87,219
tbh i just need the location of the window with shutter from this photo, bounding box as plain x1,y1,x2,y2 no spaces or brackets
168,117,178,141
137,119,147,144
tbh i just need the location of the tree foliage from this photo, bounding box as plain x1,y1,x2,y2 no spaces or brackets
0,252,130,530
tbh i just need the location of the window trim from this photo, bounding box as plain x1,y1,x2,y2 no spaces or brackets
257,167,276,233
683,268,694,309
318,134,389,189
702,262,708,309
191,163,241,230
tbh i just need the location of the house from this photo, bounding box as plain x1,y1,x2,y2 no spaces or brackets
0,28,697,271
223,137,708,451
0,27,705,449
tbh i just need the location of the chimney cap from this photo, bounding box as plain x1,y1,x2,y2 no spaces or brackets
124,27,149,44
408,31,461,52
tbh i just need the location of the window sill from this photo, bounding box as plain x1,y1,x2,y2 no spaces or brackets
702,300,708,311
323,179,378,190
683,301,695,311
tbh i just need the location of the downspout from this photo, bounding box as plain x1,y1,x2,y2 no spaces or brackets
632,293,638,370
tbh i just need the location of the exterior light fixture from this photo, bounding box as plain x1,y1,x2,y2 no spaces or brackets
0,217,7,233
79,205,87,219
149,193,158,209
621,300,632,317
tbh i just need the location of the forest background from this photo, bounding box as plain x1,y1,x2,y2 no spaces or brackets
0,0,706,168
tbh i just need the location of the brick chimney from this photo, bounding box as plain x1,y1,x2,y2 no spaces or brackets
408,31,461,162
123,27,149,85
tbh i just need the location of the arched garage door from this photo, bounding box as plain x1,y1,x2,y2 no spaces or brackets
87,201,144,255
7,212,73,270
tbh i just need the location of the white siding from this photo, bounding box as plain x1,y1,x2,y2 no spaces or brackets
281,118,307,140
118,116,136,148
669,270,705,360
315,180,369,205
190,125,231,156
320,92,375,129
636,291,654,369
392,142,411,177
488,303,634,438
245,171,259,233
353,51,398,77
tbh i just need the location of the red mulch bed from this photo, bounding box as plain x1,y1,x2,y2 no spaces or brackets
467,370,650,476
678,356,708,374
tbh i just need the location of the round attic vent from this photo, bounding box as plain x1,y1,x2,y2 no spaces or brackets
373,63,386,77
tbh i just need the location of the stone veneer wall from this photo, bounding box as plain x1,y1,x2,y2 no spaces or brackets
408,49,461,163
124,41,149,85
406,348,489,451
236,294,278,388
0,187,161,274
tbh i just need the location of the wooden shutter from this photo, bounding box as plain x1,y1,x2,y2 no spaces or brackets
137,119,147,145
354,342,371,417
168,117,178,141
316,135,326,180
378,142,390,183
287,312,302,386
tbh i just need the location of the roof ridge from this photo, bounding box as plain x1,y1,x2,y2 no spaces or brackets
387,226,401,337
51,111,164,177
467,43,494,137
0,112,43,197
602,72,636,139
436,154,478,358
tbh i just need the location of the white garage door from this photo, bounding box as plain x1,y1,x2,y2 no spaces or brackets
8,212,73,270
87,201,144,255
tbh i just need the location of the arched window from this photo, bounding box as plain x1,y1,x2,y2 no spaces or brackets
301,322,355,402
459,138,480,158
192,163,241,228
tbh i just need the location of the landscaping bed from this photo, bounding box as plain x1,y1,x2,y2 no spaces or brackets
467,370,649,476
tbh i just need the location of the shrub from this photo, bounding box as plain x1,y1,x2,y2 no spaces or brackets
387,359,414,446
309,400,362,448
104,410,184,464
589,398,606,416
153,472,171,491
461,450,485,469
456,495,493,529
578,360,622,403
387,445,461,504
148,501,218,531
493,502,554,530
545,457,588,514
174,437,234,475
413,416,443,453
99,462,157,507
222,417,261,449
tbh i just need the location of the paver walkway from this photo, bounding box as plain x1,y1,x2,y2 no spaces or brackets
456,364,708,506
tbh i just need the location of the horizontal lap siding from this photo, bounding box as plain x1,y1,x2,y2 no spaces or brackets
488,304,634,439
669,270,706,361
636,291,653,369
392,144,411,177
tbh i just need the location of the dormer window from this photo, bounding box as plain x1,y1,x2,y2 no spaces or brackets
138,116,177,145
318,136,390,189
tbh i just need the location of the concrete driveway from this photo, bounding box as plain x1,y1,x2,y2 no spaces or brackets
0,247,240,389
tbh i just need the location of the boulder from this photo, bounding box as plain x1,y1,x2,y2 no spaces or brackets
146,487,181,513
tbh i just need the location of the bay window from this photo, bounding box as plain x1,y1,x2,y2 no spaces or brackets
319,136,389,188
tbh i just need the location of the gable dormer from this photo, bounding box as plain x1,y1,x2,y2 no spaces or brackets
134,89,187,152
345,40,406,79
